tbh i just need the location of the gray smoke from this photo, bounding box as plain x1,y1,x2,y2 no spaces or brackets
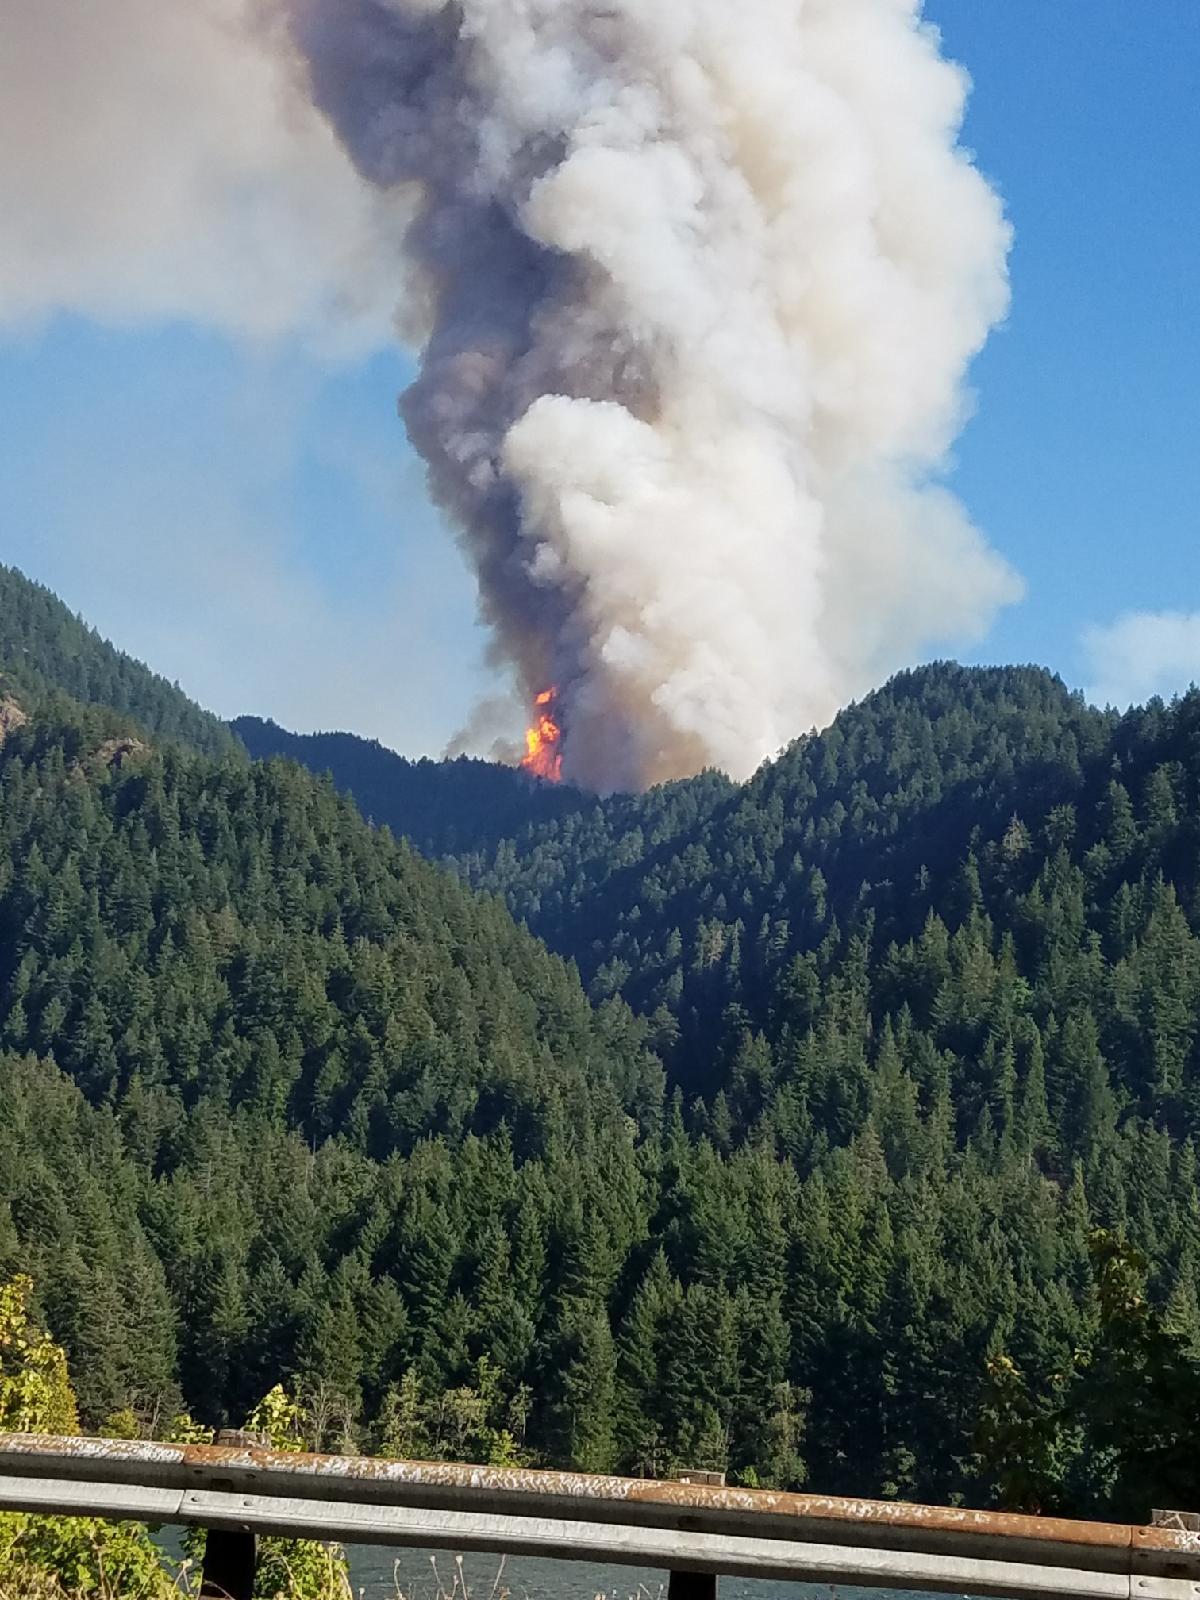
278,0,1022,789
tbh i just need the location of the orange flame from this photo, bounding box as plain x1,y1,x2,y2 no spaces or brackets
521,687,563,782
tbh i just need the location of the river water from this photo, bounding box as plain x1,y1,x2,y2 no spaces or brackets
346,1546,958,1600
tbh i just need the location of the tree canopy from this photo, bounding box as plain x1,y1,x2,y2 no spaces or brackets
2,599,1199,1521
0,563,236,758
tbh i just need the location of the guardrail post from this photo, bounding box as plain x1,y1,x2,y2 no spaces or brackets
668,1573,717,1600
200,1429,267,1600
200,1526,257,1600
669,1470,722,1600
1153,1509,1200,1531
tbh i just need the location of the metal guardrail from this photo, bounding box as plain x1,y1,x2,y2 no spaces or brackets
0,1434,1197,1600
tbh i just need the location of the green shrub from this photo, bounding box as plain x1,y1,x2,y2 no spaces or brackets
0,1273,176,1598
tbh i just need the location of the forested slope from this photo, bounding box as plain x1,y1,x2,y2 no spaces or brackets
0,562,237,757
0,670,1197,1517
231,715,584,857
0,696,661,1432
463,664,1115,1008
458,662,1200,1161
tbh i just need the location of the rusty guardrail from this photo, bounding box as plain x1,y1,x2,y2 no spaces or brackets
0,1433,1197,1600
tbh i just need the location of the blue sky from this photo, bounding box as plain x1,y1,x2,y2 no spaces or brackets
0,0,1197,755
933,1,1200,695
0,322,485,754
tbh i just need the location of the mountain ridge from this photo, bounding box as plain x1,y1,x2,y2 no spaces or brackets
231,714,586,858
0,562,239,758
2,571,1198,1516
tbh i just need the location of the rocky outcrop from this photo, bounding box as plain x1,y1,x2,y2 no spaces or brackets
94,736,148,771
0,696,28,745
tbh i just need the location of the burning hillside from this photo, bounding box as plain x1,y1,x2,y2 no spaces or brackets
521,689,563,784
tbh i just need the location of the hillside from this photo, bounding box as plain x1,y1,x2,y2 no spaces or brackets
270,661,1200,1509
0,694,662,1436
464,664,1121,1062
0,562,237,758
231,715,586,857
3,603,1199,1514
458,661,1200,1149
232,713,740,870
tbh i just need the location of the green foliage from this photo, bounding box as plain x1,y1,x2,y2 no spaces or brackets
0,563,237,758
374,1360,529,1469
250,1539,351,1600
247,1386,308,1453
0,1275,77,1435
0,1515,174,1600
980,1233,1200,1518
243,1386,352,1598
191,1384,351,1600
231,718,585,858
0,1273,173,1598
4,647,1200,1519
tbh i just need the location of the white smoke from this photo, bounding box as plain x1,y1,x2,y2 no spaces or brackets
5,0,1021,786
0,0,405,348
277,0,1022,789
1083,612,1200,710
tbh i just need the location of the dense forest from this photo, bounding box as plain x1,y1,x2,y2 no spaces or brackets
0,586,1197,1522
232,715,583,858
0,563,237,759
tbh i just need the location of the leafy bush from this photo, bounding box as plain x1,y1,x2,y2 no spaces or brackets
0,1279,350,1598
0,1274,175,1597
180,1385,351,1600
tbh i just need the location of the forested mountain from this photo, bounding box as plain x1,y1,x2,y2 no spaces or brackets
0,562,237,758
242,663,1200,1512
460,663,1200,1150
231,715,584,857
0,692,662,1435
2,603,1199,1520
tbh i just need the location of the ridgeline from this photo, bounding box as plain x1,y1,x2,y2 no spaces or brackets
0,564,1197,1519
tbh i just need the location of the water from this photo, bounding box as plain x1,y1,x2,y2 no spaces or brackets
165,1528,956,1598
349,1546,669,1599
346,1547,957,1600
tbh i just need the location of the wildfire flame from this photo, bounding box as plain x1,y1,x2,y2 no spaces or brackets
521,688,563,782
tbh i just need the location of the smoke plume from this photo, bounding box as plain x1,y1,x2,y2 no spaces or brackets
285,0,1021,788
0,0,404,348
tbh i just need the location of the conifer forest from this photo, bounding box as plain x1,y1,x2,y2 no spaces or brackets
0,563,1198,1530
